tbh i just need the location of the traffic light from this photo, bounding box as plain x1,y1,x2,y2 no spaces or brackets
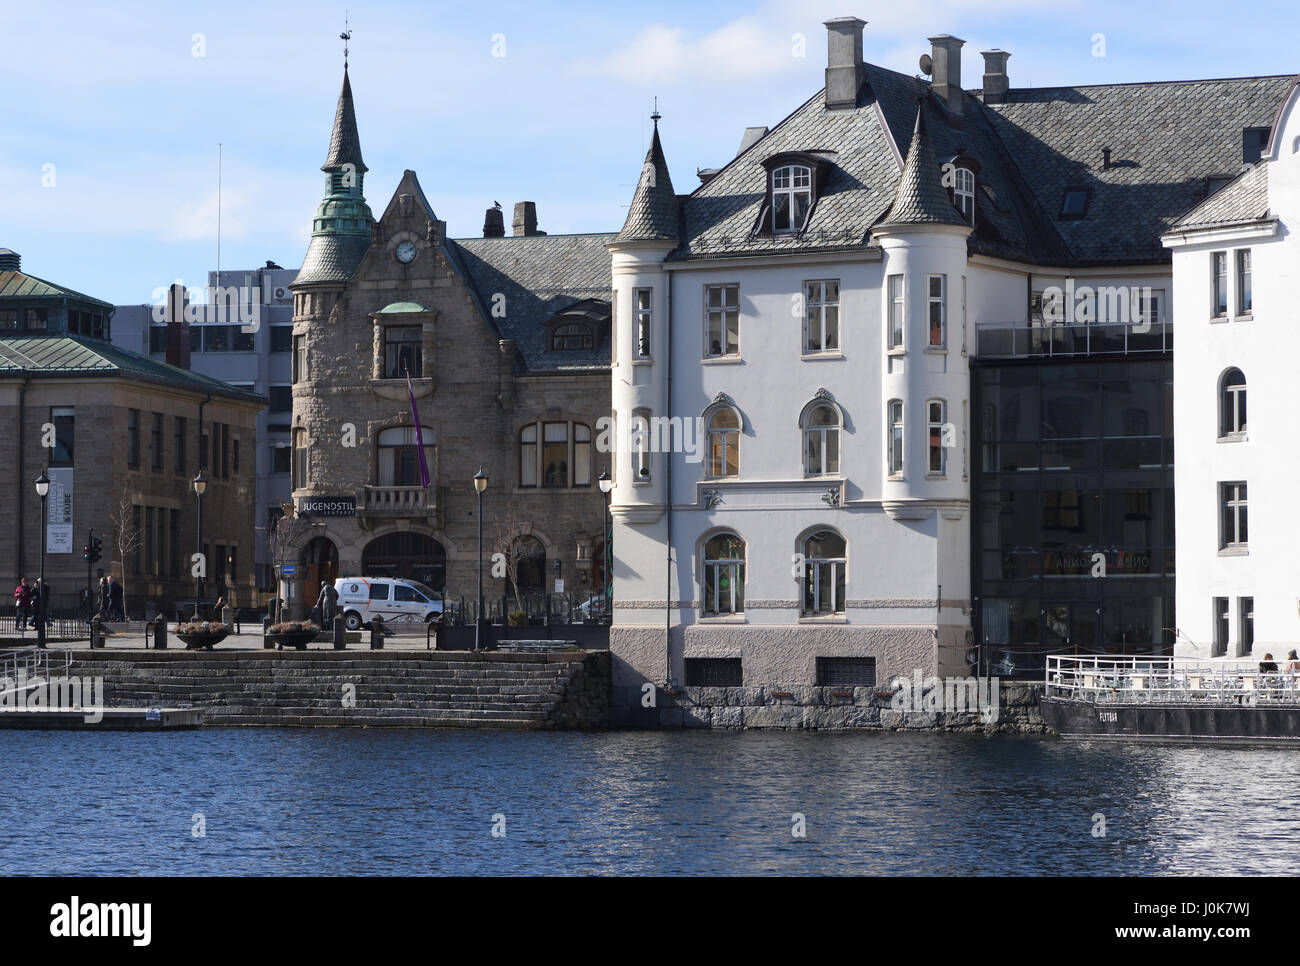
89,536,103,564
83,544,91,562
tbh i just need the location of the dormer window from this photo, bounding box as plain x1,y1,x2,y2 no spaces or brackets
772,165,812,232
953,167,975,223
551,323,594,351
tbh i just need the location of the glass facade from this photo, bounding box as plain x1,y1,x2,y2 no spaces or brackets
971,359,1174,677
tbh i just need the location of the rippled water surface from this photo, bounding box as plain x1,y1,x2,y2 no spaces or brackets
2,729,1297,875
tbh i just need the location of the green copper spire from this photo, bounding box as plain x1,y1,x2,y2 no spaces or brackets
296,64,374,286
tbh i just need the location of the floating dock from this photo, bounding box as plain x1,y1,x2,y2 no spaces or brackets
0,707,203,730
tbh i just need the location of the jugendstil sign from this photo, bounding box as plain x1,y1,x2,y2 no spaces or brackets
297,496,356,518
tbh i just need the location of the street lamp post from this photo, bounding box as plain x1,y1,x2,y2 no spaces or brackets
598,469,612,623
35,474,49,649
193,471,207,621
474,467,488,651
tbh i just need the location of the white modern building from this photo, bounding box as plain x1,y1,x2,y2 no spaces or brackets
606,16,1291,722
1164,77,1300,663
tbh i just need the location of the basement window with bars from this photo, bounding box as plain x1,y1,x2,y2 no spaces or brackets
684,658,743,687
815,657,877,687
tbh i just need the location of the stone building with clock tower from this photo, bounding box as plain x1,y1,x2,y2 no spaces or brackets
287,64,614,617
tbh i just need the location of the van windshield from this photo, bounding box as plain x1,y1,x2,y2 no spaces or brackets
409,582,439,601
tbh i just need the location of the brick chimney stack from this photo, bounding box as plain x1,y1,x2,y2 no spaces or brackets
512,202,542,236
981,49,1010,105
928,34,966,113
824,17,867,111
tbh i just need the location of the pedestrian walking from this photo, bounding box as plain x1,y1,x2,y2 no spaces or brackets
13,577,33,630
106,575,123,621
96,576,109,619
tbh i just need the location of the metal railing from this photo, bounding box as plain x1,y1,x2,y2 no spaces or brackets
0,646,73,692
976,318,1172,359
1045,654,1300,705
0,614,89,638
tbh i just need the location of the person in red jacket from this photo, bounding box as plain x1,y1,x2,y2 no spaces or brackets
13,577,33,630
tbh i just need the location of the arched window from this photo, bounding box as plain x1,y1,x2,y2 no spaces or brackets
292,427,309,488
772,164,812,232
703,531,745,615
887,400,904,475
802,530,846,615
803,403,841,475
377,426,435,486
550,323,593,351
1220,368,1247,436
706,407,740,478
953,167,975,223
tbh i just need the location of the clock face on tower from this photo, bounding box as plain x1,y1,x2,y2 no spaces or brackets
395,241,417,264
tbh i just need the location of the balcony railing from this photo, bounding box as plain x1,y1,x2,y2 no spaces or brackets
976,318,1172,359
362,485,433,515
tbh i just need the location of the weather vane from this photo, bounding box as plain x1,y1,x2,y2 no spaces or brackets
341,12,352,67
651,96,660,127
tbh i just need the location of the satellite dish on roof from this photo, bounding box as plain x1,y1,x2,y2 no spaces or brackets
919,53,933,76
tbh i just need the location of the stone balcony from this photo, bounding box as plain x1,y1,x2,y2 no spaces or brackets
358,484,438,524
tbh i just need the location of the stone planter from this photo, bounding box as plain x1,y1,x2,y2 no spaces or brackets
174,628,230,651
268,629,318,651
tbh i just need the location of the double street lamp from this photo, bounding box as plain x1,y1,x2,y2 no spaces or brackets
474,467,488,651
35,473,49,649
598,469,612,622
193,471,207,620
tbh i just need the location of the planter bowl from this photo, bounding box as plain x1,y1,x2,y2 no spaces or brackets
175,627,230,650
268,629,319,651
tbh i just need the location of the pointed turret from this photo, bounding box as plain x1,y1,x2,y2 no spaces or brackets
876,105,967,229
294,64,374,287
616,119,680,245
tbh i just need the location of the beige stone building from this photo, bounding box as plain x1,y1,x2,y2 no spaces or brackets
0,251,264,617
286,66,612,614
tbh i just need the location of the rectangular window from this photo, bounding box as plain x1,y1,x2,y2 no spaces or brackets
383,326,422,379
1236,250,1252,315
927,274,946,347
1238,597,1254,658
145,507,155,576
1212,597,1229,657
293,429,308,489
174,416,187,474
542,422,568,487
1212,252,1228,318
634,288,652,359
888,400,904,476
149,326,168,353
1220,481,1248,550
269,385,292,413
519,425,538,487
927,400,946,474
632,410,652,482
127,409,140,468
816,657,877,687
293,334,307,383
221,423,230,479
26,308,48,330
51,407,74,464
203,325,230,352
270,326,293,353
574,424,592,487
228,546,238,585
233,326,255,351
272,445,291,475
684,658,743,687
132,505,142,575
704,284,739,357
888,275,905,349
233,437,240,476
150,413,163,470
170,509,180,577
804,279,840,353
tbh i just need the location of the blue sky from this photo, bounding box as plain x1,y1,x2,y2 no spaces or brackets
1,0,1294,304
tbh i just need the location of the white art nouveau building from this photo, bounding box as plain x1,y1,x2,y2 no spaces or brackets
605,17,1294,721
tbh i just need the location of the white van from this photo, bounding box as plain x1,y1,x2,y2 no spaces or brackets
334,577,444,630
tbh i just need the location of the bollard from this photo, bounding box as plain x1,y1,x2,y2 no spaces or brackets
262,615,274,650
152,614,167,650
89,617,103,650
369,616,385,650
333,619,346,650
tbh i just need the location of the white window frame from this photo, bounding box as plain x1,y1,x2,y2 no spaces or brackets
954,168,975,223
632,409,652,483
1212,251,1228,318
772,165,812,233
704,284,740,358
803,403,841,477
1220,368,1247,437
927,399,946,475
887,399,904,476
802,531,846,616
702,532,746,616
888,275,905,350
634,288,652,359
803,279,840,355
927,274,946,348
706,407,740,479
1236,249,1252,317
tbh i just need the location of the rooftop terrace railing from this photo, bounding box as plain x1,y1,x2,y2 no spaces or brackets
976,318,1172,359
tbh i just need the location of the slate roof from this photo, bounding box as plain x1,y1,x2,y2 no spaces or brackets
616,125,681,244
324,66,367,173
449,233,615,372
670,64,1294,266
0,270,114,307
877,107,970,229
0,334,266,404
294,233,371,287
1169,161,1271,231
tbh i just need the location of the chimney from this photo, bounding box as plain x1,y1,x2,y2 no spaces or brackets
1101,146,1112,170
928,34,966,113
980,49,1010,105
824,17,867,111
0,249,19,272
512,201,540,236
165,282,191,370
483,205,505,237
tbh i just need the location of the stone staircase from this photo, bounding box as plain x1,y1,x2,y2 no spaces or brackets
67,650,609,729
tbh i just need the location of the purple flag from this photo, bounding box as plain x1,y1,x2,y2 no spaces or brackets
407,371,430,488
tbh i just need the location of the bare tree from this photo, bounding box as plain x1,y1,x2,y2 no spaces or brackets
267,504,310,624
107,485,142,619
486,508,542,617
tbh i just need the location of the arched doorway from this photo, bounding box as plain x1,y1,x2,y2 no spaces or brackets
301,536,339,612
514,536,546,595
362,531,446,591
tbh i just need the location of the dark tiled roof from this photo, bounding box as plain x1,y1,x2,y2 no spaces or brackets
1170,161,1271,231
324,66,367,173
877,107,969,228
616,126,681,244
985,76,1294,262
0,270,114,307
449,233,615,372
0,335,266,404
293,233,371,286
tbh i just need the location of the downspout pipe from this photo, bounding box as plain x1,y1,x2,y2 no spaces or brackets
16,378,27,581
664,269,673,689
